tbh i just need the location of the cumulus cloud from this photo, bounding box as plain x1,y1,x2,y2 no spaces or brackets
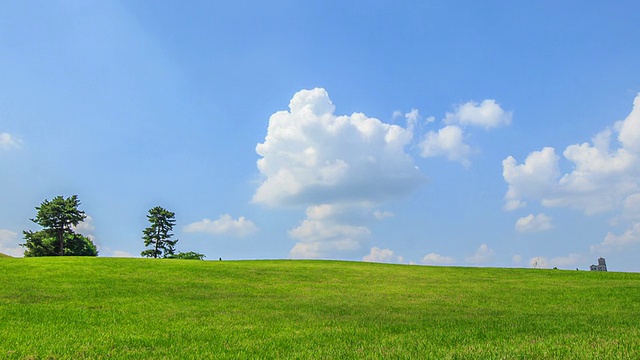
253,88,425,208
184,214,259,238
465,243,494,264
515,213,554,233
503,93,640,253
503,94,640,215
254,88,428,258
421,252,455,265
502,147,560,211
419,125,472,167
0,229,23,257
363,247,404,263
419,99,510,166
444,99,512,129
0,133,21,150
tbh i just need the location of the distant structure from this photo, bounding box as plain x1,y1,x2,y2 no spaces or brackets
590,257,607,272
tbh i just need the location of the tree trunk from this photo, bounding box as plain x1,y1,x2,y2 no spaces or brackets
154,226,160,258
59,228,64,256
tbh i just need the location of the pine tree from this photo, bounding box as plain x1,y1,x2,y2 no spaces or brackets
141,206,178,258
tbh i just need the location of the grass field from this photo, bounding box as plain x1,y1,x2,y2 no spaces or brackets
1,257,638,359
0,253,11,258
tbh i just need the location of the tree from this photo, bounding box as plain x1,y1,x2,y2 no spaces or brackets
141,206,178,258
169,251,206,260
21,195,98,257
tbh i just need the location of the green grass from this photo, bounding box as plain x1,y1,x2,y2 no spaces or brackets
0,252,11,258
1,257,638,359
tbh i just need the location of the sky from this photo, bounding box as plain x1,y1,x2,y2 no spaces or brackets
1,1,640,271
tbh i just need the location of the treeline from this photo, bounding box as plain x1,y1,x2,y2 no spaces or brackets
20,195,205,260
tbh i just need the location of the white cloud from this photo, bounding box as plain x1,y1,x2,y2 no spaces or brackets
419,125,472,167
363,247,404,263
253,88,425,208
0,229,23,257
465,243,494,264
0,133,21,150
444,99,512,129
254,88,428,258
503,93,640,215
419,99,510,166
502,147,560,211
515,213,554,233
591,222,640,253
73,215,96,235
421,252,455,265
288,204,371,259
184,214,259,238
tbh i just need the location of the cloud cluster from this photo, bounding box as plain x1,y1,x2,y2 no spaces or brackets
0,133,21,150
255,88,424,258
504,93,640,252
184,214,259,238
254,89,513,259
419,100,511,166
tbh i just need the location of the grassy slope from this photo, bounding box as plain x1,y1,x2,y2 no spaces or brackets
0,252,11,258
0,257,638,359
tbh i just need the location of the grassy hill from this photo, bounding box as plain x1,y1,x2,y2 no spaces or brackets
0,252,11,258
0,257,638,359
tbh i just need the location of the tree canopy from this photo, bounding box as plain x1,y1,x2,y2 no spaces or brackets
21,195,98,257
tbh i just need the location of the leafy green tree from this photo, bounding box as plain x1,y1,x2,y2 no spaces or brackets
22,230,97,257
169,251,206,260
141,206,178,258
21,195,97,257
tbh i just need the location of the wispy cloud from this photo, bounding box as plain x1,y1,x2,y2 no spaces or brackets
515,213,554,233
444,99,512,129
0,229,23,257
465,244,494,264
0,133,21,150
421,252,455,265
184,214,259,238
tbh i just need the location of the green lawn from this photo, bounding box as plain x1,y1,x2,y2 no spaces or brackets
0,257,638,359
0,252,11,258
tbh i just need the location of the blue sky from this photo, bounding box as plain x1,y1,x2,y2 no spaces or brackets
1,1,640,271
